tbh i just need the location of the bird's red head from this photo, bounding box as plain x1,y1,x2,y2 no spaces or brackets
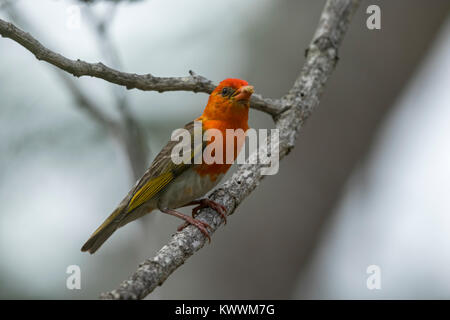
201,78,254,124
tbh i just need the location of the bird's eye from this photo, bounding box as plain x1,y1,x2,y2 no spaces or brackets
221,87,233,97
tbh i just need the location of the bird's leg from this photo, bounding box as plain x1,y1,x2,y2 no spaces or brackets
161,208,212,242
177,199,227,231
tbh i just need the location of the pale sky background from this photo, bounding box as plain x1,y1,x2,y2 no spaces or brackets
294,16,450,299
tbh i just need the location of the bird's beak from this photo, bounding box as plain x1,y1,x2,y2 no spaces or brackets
234,85,254,101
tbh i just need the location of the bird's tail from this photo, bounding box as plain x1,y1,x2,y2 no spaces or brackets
81,207,123,254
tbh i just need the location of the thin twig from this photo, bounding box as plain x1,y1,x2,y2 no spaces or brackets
0,18,282,116
1,1,149,181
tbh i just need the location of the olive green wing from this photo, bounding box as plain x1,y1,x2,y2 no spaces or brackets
81,121,203,254
126,120,204,213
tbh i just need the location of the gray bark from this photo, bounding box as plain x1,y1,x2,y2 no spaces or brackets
0,18,280,116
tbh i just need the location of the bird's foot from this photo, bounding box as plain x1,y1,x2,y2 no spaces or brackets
178,199,227,232
176,215,212,242
161,208,212,242
193,199,227,224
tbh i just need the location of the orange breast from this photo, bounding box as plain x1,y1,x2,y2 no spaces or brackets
195,119,248,182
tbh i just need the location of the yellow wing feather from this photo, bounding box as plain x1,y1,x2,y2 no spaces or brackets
126,121,205,213
127,171,173,212
81,121,205,254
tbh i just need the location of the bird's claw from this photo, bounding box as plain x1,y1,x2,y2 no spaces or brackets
177,216,212,242
192,199,227,224
177,199,227,236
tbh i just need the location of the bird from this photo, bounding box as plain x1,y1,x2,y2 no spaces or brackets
81,78,254,254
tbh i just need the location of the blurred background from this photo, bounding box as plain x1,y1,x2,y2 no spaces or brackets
0,0,449,299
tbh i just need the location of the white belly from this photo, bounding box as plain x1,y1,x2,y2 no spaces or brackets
157,169,224,209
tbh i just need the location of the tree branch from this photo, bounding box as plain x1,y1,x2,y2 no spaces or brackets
0,18,282,116
0,0,359,299
97,0,360,300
